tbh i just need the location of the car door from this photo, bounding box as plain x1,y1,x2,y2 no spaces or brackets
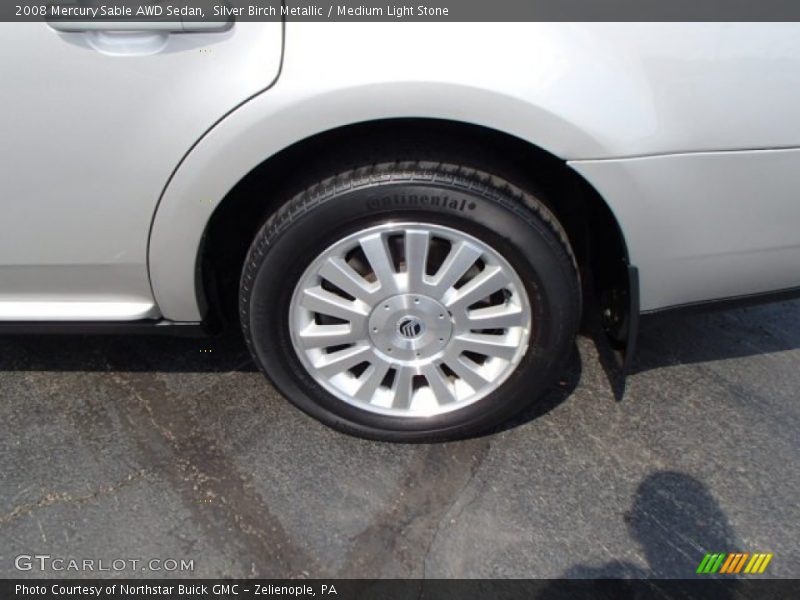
0,20,282,321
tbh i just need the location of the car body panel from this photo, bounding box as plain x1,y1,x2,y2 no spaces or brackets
0,22,282,320
1,22,799,322
571,149,800,312
149,22,800,320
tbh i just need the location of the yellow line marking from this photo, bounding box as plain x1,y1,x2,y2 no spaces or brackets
758,553,773,573
744,554,759,574
751,554,766,573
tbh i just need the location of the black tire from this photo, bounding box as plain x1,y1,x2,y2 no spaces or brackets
240,162,580,442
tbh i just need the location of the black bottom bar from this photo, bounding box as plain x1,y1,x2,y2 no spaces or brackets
2,579,798,600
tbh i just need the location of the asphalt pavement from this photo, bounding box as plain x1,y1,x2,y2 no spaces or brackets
0,300,798,578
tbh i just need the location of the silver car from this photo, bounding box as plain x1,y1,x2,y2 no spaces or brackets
2,22,799,440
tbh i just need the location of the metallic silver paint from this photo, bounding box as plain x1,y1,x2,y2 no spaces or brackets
1,23,799,321
0,23,281,320
571,149,800,311
149,23,800,320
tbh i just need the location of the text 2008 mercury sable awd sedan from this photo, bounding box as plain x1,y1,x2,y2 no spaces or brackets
2,22,799,440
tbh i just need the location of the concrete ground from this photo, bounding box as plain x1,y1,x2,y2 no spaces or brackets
0,300,798,579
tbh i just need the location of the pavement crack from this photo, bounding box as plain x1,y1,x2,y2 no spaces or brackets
0,469,149,526
420,440,490,582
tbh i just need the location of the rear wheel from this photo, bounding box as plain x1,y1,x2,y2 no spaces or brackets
240,162,580,441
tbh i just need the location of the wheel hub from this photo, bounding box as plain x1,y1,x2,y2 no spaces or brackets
368,294,453,363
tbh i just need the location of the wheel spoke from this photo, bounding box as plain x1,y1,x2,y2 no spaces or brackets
444,354,491,391
421,363,456,405
429,241,482,296
452,332,519,361
290,222,534,418
444,266,510,312
354,358,392,403
318,256,377,303
316,344,372,377
301,286,368,323
298,323,365,349
391,366,415,410
404,229,430,292
360,233,399,295
466,304,525,330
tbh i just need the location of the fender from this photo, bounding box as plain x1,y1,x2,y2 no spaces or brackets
153,22,800,321
148,23,649,321
148,80,617,321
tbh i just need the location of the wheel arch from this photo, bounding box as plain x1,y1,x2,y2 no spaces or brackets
148,77,620,318
149,91,634,356
188,118,632,351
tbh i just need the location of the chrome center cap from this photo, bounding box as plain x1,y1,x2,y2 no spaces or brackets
397,317,425,340
368,294,453,363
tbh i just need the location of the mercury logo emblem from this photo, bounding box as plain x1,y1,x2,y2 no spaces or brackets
398,317,424,339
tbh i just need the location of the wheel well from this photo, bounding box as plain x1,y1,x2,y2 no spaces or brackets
201,118,632,346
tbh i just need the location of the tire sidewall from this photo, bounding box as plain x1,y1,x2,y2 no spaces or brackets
245,180,578,441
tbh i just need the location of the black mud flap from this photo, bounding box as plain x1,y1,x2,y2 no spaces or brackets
620,266,640,373
588,265,640,399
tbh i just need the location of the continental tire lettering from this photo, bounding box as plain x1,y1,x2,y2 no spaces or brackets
366,195,476,212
